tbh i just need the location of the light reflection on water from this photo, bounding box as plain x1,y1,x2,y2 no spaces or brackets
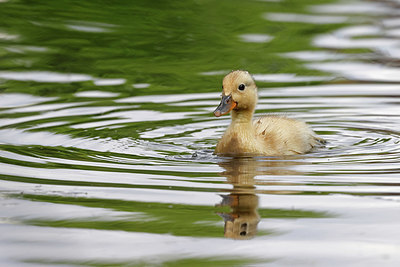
1,0,400,266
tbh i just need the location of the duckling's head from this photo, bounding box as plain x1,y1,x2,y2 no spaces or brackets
214,70,258,117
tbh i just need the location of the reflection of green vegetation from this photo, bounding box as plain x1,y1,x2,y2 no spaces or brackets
0,0,346,97
19,194,330,238
258,208,331,219
22,194,229,238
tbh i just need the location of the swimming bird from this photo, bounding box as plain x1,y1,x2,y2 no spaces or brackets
214,70,324,156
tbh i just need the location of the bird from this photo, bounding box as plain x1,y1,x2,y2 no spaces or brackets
213,70,325,156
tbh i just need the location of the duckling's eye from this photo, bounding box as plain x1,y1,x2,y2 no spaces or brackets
238,84,245,91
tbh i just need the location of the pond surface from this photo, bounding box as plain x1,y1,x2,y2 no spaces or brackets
1,0,400,266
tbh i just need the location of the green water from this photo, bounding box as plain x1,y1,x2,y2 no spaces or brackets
0,0,337,96
1,0,400,266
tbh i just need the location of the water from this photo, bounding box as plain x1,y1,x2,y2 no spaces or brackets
1,0,400,266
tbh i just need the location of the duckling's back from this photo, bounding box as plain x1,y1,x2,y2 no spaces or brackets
253,115,324,155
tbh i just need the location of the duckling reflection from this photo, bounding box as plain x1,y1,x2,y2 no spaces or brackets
216,157,301,239
217,188,259,240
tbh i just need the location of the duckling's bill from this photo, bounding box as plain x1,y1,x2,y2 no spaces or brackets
214,94,237,117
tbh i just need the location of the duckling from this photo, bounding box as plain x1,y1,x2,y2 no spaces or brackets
214,70,325,156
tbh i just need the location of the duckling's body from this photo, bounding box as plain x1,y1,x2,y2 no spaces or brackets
215,114,322,156
214,70,324,156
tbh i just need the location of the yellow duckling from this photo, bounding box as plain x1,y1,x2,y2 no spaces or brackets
214,70,325,156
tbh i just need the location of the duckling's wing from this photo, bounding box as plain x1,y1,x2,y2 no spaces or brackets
253,115,324,154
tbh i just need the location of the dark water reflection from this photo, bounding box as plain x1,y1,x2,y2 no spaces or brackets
1,0,400,266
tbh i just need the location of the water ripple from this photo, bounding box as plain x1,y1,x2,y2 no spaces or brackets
2,0,400,265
